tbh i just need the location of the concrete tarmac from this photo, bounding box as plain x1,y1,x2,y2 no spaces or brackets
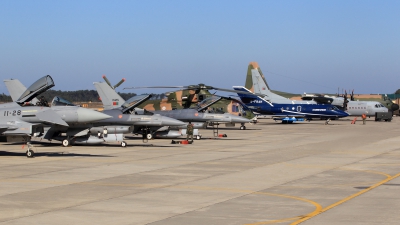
0,117,400,225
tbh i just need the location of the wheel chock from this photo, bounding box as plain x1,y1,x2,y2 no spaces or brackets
218,134,227,137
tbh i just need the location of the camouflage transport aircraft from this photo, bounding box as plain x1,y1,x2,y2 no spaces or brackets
124,85,256,123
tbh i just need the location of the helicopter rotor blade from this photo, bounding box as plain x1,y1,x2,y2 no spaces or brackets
124,84,265,97
102,75,113,88
124,86,186,89
114,78,126,89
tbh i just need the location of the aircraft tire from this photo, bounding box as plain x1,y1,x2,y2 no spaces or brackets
146,133,153,140
121,141,127,147
240,126,246,130
62,139,69,147
196,135,201,140
26,150,34,158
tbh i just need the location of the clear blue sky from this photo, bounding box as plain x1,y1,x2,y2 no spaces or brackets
1,0,399,95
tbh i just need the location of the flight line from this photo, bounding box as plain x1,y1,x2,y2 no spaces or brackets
1,62,400,225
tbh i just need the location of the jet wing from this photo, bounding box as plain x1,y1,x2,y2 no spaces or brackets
16,75,54,104
35,110,69,127
273,114,306,118
121,94,152,114
301,95,334,104
0,126,11,134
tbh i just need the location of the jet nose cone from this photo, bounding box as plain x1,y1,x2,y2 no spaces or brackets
161,116,185,126
340,111,350,117
77,108,112,122
230,115,251,123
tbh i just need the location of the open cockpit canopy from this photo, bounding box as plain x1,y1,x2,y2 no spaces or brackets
121,94,152,114
16,75,54,104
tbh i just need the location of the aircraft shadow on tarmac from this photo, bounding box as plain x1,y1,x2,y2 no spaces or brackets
205,127,262,131
199,138,246,141
1,141,178,148
353,185,400,189
354,186,370,189
0,150,113,158
255,122,347,126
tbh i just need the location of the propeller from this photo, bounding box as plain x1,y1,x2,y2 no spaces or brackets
124,83,265,97
102,75,126,90
343,90,349,109
350,89,355,101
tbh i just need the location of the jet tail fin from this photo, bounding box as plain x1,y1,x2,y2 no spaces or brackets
94,82,125,110
4,79,39,104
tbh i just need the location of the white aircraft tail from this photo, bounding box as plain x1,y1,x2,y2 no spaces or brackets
93,82,125,110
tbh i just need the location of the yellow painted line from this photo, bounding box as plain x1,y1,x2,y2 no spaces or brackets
244,169,391,225
243,192,322,225
0,177,321,225
244,216,300,225
290,172,400,225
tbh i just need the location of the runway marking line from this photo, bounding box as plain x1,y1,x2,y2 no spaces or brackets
290,172,400,225
243,169,391,225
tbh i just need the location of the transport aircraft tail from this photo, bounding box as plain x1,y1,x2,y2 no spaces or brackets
245,62,291,103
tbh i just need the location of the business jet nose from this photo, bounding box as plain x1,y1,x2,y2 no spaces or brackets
77,108,112,122
340,111,350,118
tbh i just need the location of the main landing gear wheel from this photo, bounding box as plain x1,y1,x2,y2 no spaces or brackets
146,133,153,140
240,126,246,130
121,141,127,147
62,139,69,147
26,150,34,158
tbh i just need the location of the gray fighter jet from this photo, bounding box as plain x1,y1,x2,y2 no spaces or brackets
94,82,251,140
0,103,67,157
0,75,115,157
5,77,185,148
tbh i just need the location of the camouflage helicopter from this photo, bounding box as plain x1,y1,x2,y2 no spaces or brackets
125,85,256,121
101,76,256,124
